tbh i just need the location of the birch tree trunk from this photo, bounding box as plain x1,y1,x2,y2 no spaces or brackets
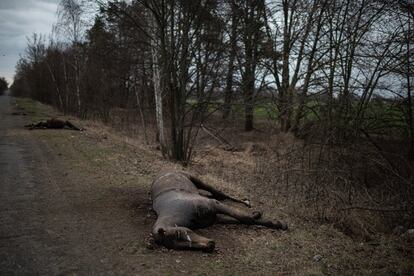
62,53,70,114
74,54,82,116
405,14,413,160
150,15,166,155
222,1,238,120
46,61,64,111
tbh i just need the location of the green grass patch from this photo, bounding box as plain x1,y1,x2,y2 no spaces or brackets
254,103,279,120
15,97,55,122
227,103,279,120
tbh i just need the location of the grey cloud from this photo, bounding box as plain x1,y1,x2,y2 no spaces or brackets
0,0,60,83
0,0,60,10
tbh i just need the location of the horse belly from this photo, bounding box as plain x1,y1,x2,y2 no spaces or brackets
154,192,216,229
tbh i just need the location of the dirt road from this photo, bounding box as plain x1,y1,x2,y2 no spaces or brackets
0,96,166,275
0,96,119,274
0,95,54,273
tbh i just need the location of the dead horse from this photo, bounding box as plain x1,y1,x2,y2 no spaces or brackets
151,170,288,252
25,118,82,131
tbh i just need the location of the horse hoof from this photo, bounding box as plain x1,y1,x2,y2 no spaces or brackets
203,241,216,253
252,211,262,219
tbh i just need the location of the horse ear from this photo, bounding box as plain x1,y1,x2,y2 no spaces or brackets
158,228,165,236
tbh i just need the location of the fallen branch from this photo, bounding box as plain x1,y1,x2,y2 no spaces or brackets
200,124,234,150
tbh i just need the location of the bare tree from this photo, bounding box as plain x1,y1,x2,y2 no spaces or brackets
381,1,414,159
55,0,89,116
237,0,266,131
264,0,327,132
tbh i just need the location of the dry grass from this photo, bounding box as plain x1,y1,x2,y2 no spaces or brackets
186,120,414,240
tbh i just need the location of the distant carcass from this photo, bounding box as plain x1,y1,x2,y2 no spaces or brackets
25,118,82,131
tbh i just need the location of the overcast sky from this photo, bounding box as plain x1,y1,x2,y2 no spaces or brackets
0,0,60,85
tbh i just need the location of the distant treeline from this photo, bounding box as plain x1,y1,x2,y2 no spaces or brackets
11,0,413,162
0,77,8,95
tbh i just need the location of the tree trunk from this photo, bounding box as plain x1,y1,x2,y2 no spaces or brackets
406,16,413,160
292,1,326,132
222,2,238,120
279,1,293,132
151,45,165,152
242,2,261,132
243,65,255,131
73,48,82,117
150,15,166,155
62,54,70,114
46,61,64,111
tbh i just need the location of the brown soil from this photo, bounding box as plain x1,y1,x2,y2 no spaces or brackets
1,96,413,275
